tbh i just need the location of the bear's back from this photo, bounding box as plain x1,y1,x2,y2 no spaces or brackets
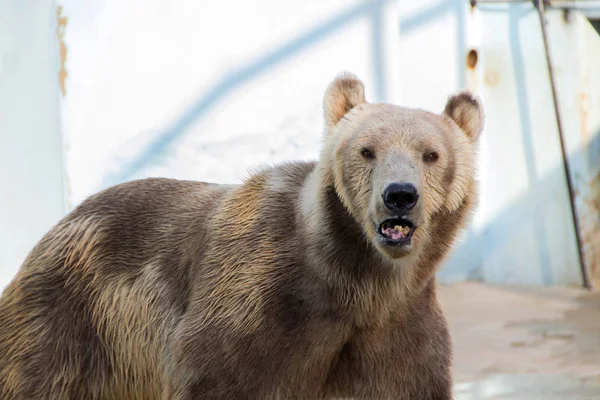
0,177,233,399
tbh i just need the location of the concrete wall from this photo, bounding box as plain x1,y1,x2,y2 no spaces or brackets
0,0,66,290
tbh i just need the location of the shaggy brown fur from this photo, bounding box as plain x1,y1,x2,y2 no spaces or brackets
0,73,483,399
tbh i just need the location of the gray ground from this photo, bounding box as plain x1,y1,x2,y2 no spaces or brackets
441,282,600,399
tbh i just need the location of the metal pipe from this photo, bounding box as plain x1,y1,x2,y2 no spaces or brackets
534,0,592,289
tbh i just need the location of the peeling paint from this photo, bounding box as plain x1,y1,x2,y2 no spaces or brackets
573,23,600,288
580,172,600,288
57,5,67,96
574,89,600,288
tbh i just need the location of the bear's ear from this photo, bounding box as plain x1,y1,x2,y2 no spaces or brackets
443,91,484,142
323,73,366,131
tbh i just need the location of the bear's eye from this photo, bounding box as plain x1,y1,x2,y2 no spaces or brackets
423,151,439,163
360,148,375,160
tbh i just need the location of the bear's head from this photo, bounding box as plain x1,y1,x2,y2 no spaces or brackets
321,73,483,261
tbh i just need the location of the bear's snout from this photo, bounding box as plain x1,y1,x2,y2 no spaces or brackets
382,183,419,213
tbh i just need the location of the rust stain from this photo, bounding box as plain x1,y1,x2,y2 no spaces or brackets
466,49,479,93
57,5,68,97
562,9,571,24
466,49,479,70
484,69,499,87
590,173,600,211
580,92,590,144
575,88,599,288
579,172,600,289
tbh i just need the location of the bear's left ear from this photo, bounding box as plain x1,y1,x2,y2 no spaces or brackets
443,91,484,142
323,72,367,132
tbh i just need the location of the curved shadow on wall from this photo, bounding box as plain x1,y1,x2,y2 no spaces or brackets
103,0,390,186
102,0,467,187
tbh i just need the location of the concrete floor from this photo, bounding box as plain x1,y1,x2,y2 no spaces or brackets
441,282,600,399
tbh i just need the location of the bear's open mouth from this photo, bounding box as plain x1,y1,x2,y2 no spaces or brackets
377,218,414,244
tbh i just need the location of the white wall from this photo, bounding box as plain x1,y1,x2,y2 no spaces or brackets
0,0,66,290
2,0,599,290
59,0,400,206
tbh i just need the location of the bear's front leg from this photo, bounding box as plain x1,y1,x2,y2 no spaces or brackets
164,328,258,400
164,314,288,400
164,366,249,400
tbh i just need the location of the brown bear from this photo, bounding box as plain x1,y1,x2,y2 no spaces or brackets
0,73,483,399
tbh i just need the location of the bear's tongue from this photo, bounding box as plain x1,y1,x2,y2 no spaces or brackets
382,224,411,240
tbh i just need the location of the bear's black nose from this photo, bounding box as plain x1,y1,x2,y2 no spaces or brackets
382,183,419,212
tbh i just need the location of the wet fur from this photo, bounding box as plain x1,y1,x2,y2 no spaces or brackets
0,74,483,399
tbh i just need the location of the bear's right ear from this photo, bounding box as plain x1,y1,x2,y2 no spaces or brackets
323,73,366,131
443,91,484,142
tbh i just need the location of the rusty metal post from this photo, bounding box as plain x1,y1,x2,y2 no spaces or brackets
535,0,591,289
